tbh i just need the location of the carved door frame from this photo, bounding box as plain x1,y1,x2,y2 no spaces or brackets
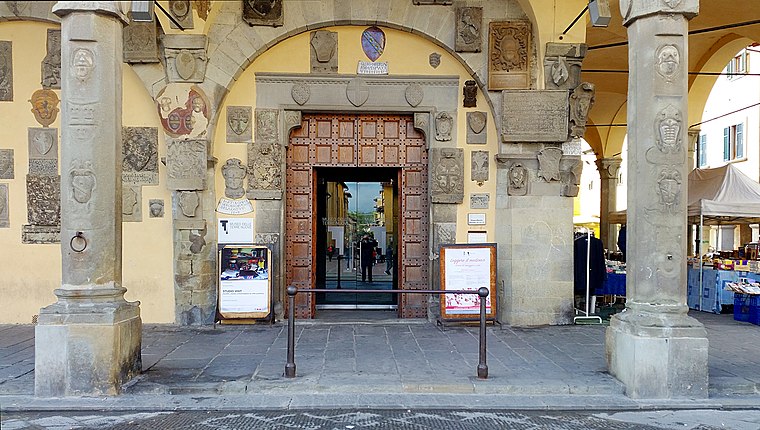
286,113,428,318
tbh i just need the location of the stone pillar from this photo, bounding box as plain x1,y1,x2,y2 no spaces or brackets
606,0,707,399
596,157,622,252
35,2,141,397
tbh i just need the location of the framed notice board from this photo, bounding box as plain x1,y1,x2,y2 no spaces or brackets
217,244,272,321
439,243,497,321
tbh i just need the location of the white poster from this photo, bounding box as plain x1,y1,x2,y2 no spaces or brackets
220,279,269,313
443,247,492,314
218,218,254,244
219,246,271,318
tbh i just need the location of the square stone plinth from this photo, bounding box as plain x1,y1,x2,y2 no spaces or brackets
35,304,142,397
606,312,708,399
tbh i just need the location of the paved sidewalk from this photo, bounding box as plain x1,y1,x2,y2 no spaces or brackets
0,311,758,411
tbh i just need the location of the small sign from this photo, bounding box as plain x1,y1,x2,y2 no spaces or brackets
218,245,271,319
217,198,253,215
357,61,389,75
468,213,486,225
218,218,254,244
468,231,488,243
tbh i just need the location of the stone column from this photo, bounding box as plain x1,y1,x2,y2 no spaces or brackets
596,157,622,252
606,0,708,399
35,2,141,396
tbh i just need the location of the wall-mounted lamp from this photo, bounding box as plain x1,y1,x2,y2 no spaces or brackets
130,0,154,22
589,0,611,27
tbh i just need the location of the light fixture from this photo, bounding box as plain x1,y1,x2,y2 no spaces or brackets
589,0,611,27
130,0,153,22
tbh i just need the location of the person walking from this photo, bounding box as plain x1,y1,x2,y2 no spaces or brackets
360,234,377,282
384,243,394,275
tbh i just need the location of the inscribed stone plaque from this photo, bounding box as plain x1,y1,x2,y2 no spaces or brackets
455,7,482,53
166,139,207,190
243,0,283,27
310,30,338,74
122,127,158,186
0,149,14,179
168,0,194,29
28,128,58,175
226,106,252,143
471,150,489,183
430,148,464,204
488,21,531,90
0,41,12,101
122,185,142,222
123,15,159,63
501,90,569,142
41,29,61,89
26,174,60,226
22,225,60,244
466,111,487,144
0,183,8,228
470,193,489,209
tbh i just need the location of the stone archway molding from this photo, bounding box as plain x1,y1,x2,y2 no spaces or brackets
0,1,60,24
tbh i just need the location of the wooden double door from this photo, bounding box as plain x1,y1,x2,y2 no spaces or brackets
286,113,429,318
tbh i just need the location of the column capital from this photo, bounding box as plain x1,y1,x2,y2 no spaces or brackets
595,157,622,180
620,0,699,26
53,1,128,24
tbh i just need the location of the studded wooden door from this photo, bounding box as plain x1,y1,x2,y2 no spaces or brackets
286,113,428,318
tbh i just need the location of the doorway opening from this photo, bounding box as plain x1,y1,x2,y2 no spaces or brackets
315,167,399,311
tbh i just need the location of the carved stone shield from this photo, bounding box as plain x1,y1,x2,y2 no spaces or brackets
361,26,385,62
175,50,196,81
29,89,59,127
405,83,424,107
429,52,441,68
311,31,336,63
467,111,486,134
291,83,310,105
228,107,250,136
70,163,96,204
346,78,369,107
0,150,13,179
537,147,562,182
250,0,277,16
32,130,54,155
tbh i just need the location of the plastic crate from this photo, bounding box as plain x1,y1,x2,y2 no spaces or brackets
734,293,750,322
750,295,760,326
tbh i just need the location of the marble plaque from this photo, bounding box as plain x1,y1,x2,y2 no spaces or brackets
430,148,464,204
310,30,338,74
26,174,60,226
226,106,252,143
163,35,208,83
469,193,489,209
148,199,164,218
455,7,482,53
166,139,207,190
501,90,569,142
0,183,8,228
488,21,531,90
0,41,12,101
247,141,283,200
22,225,60,244
41,29,61,89
28,128,58,175
243,0,283,27
471,150,489,183
124,15,159,63
216,198,254,215
0,149,14,179
122,185,142,222
466,111,487,144
168,0,194,29
122,127,159,186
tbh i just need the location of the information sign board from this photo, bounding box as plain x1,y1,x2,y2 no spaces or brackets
217,244,272,320
439,243,497,320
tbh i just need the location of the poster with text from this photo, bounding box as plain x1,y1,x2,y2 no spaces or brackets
218,245,271,319
439,244,497,320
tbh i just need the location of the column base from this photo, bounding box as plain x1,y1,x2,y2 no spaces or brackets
35,288,142,397
606,309,708,399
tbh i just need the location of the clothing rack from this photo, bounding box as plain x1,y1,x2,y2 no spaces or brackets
574,228,602,324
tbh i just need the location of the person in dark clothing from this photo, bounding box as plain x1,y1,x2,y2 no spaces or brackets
384,243,394,275
617,225,627,261
574,231,607,299
360,235,378,282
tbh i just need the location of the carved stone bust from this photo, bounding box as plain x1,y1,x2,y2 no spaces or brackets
221,158,247,199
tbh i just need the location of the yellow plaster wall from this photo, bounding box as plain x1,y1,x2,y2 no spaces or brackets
0,21,174,323
212,26,500,244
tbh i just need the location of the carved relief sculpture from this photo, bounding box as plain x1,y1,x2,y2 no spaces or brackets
26,174,60,226
291,83,310,105
178,191,200,217
168,0,194,29
123,14,159,63
28,127,59,175
156,85,210,138
222,158,247,199
655,104,682,153
166,139,207,190
346,78,369,107
0,183,8,228
431,148,464,203
226,106,252,143
247,142,283,200
310,30,338,74
455,7,482,52
405,83,424,107
41,29,61,89
255,108,279,141
560,156,583,197
122,185,142,222
537,147,562,182
656,167,682,214
414,112,429,137
429,52,441,68
122,127,159,186
508,163,528,196
162,35,208,83
471,150,489,184
195,0,211,20
488,21,531,90
656,45,680,83
149,199,165,218
569,82,595,138
463,80,477,108
243,0,283,27
0,149,14,179
434,111,453,141
543,43,587,90
69,160,96,213
0,41,12,101
466,111,487,144
29,89,60,127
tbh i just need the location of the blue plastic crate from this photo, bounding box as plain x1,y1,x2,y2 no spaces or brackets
750,295,760,326
734,293,750,322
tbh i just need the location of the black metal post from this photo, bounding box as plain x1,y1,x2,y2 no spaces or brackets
336,254,342,289
477,286,489,379
285,285,297,378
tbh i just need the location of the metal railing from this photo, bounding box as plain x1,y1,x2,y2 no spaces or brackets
285,285,490,379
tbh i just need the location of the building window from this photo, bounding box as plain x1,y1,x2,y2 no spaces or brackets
698,134,707,167
723,123,746,161
726,50,749,79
